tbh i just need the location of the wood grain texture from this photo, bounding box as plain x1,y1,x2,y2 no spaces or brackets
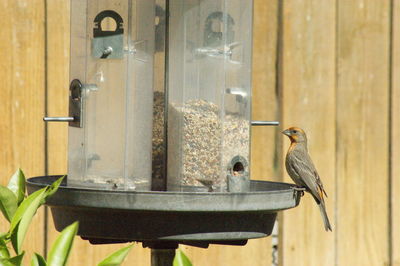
45,0,69,250
0,0,46,260
336,0,390,265
251,0,280,181
44,0,69,258
183,239,270,266
46,0,70,175
391,1,400,265
280,1,336,265
250,1,280,264
250,1,279,264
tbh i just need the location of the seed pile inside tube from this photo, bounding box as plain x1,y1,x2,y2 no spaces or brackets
168,99,249,191
152,91,165,182
222,114,250,176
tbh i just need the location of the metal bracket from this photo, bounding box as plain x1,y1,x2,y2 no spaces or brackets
43,79,83,128
204,11,235,47
68,79,83,127
92,10,124,59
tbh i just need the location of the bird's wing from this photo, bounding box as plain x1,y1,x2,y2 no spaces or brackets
313,170,328,198
289,149,326,203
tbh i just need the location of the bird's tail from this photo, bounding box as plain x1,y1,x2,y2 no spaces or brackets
318,202,332,231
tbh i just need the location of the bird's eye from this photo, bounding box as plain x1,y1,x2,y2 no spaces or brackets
292,130,298,134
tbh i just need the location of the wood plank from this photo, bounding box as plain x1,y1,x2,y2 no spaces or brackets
251,0,280,182
46,0,70,174
0,0,46,260
250,0,279,265
391,1,400,265
336,0,390,265
183,239,271,266
279,1,336,266
44,1,70,255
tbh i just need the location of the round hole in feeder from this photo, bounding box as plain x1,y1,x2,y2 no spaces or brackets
228,155,248,177
233,161,244,176
101,17,117,31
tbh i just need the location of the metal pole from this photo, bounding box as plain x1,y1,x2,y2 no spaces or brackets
251,120,280,126
151,248,176,266
43,117,75,122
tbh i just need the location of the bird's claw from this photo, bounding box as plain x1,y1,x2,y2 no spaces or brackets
292,186,306,197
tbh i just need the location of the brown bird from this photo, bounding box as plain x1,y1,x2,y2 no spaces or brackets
282,127,332,231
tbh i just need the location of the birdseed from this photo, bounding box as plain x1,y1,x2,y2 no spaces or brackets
168,99,250,191
151,91,167,191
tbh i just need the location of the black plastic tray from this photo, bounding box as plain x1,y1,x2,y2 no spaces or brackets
27,176,301,247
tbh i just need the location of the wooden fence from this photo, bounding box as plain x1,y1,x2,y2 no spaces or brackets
0,0,398,265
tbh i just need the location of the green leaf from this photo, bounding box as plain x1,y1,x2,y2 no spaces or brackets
0,232,7,240
9,252,24,266
47,221,78,266
7,176,64,255
0,251,25,266
0,186,18,222
0,232,8,246
44,176,64,200
0,238,10,259
173,250,192,266
97,244,133,266
9,176,63,233
31,253,47,266
9,188,46,234
7,169,26,205
0,259,15,266
9,188,47,254
0,259,14,266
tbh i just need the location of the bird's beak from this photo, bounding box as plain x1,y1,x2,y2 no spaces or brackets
282,129,291,137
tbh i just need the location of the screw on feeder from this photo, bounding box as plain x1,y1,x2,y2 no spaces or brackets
101,46,113,58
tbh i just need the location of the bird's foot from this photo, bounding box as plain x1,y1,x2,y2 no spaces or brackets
292,186,306,197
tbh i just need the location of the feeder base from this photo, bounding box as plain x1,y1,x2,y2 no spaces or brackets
27,176,301,246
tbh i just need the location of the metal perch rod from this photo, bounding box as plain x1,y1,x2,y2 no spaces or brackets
251,121,279,126
43,117,75,122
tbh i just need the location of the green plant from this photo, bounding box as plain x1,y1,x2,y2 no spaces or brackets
173,249,192,266
97,244,133,266
0,169,133,266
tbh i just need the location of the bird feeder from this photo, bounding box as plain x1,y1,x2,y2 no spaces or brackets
28,0,302,264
